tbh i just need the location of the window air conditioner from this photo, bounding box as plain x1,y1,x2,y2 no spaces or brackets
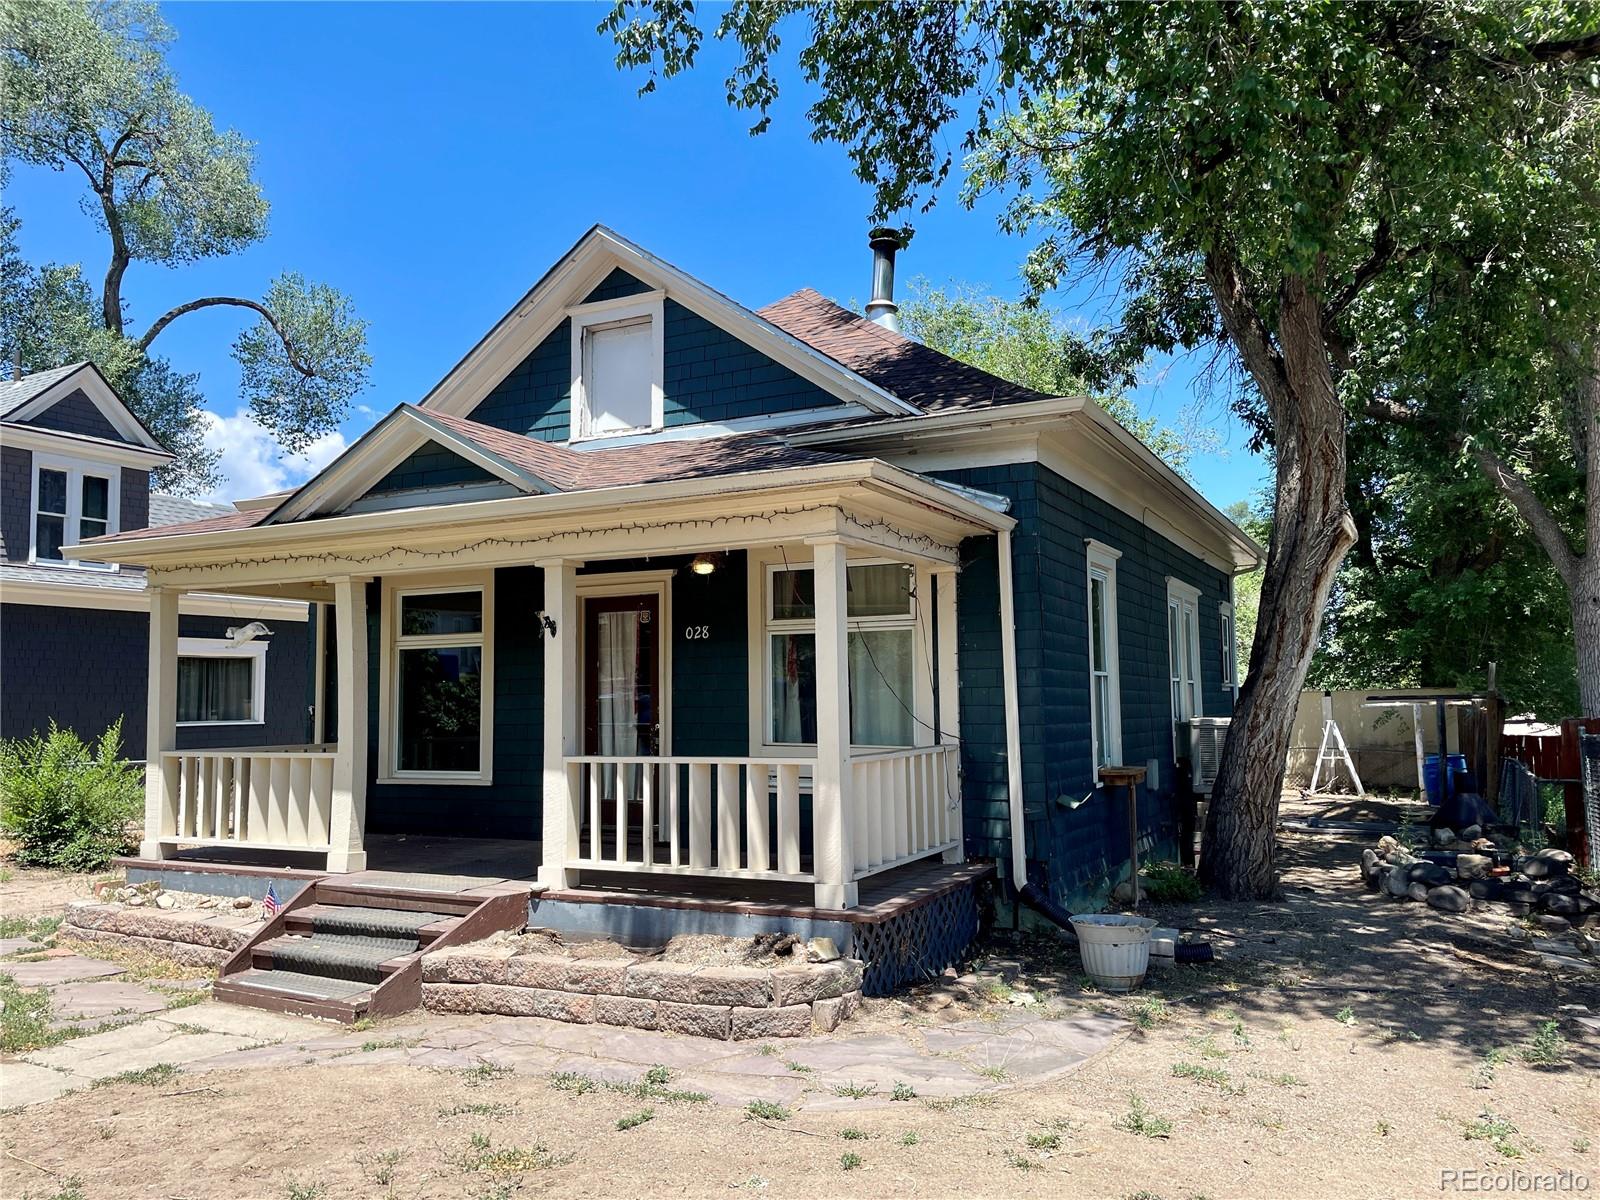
1183,717,1232,795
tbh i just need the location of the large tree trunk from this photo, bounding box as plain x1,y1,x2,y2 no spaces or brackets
1571,559,1600,715
1199,266,1357,898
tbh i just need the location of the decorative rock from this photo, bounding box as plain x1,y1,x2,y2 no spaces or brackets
1521,852,1571,880
595,994,660,1030
1432,826,1456,847
657,1001,732,1039
1426,885,1471,913
1469,878,1508,901
1384,868,1412,899
1407,882,1430,902
806,936,841,962
1407,863,1453,888
154,894,176,909
1544,894,1582,917
1388,847,1417,867
1377,835,1399,856
1534,913,1573,934
232,896,252,909
773,960,862,1007
731,1003,813,1040
197,897,217,909
125,894,145,907
1507,900,1534,918
1456,854,1493,881
1460,825,1482,841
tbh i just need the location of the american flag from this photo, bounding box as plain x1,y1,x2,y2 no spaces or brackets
261,883,280,920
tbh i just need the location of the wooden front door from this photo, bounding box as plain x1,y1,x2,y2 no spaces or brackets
582,593,661,757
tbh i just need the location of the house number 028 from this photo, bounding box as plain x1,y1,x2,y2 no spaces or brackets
683,625,711,641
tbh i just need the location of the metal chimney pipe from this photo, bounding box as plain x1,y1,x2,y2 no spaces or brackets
865,226,906,331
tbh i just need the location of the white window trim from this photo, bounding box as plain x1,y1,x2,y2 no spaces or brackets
28,453,120,571
377,571,495,786
745,549,931,758
175,637,267,727
1219,600,1237,696
1086,539,1123,780
568,291,666,442
1166,577,1204,743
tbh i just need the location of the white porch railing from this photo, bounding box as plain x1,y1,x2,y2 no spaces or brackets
565,756,815,883
160,747,337,851
849,745,961,880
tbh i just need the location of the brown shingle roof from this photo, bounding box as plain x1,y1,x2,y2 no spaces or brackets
88,507,266,545
757,288,1050,412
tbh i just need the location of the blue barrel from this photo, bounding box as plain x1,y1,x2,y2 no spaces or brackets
1423,753,1469,805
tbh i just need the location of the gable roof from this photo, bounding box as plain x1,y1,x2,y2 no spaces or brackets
0,362,90,418
0,361,171,457
149,494,237,528
758,289,1049,413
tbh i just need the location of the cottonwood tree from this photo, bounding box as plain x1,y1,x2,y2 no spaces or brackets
1,0,369,489
602,0,1600,897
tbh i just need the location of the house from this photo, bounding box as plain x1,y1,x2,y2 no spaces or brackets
66,228,1259,1018
0,362,311,754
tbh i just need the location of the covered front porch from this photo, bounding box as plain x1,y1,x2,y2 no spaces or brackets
110,457,1011,910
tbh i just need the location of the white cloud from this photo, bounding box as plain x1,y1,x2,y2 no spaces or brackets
195,409,347,505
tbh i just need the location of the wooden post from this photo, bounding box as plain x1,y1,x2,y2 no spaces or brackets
326,576,370,873
538,559,581,890
1559,717,1590,864
139,586,180,860
810,537,858,909
1482,663,1503,811
1099,765,1148,910
934,568,963,864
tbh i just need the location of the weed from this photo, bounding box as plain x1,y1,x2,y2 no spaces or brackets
348,1017,377,1033
643,1064,672,1087
730,1177,770,1190
1574,1136,1591,1154
356,1149,401,1189
839,1152,863,1170
460,1063,513,1088
550,1067,706,1105
922,1094,997,1113
361,1037,410,1052
1006,1151,1041,1170
975,1065,1009,1082
157,987,207,1010
981,978,1015,1003
549,1071,599,1095
284,1180,326,1200
0,972,67,1052
835,1080,878,1098
439,1102,515,1119
1171,1062,1232,1091
451,1132,565,1175
0,913,63,941
1375,1120,1391,1137
900,1131,921,1146
1114,1095,1173,1139
1474,1047,1512,1089
1521,1020,1568,1066
1129,997,1169,1031
1462,1111,1524,1159
1026,1131,1063,1150
755,1043,778,1056
93,1063,179,1088
1335,1006,1357,1027
840,1127,868,1140
890,1081,916,1102
1251,1071,1305,1088
1187,1034,1229,1060
1142,861,1203,903
615,1108,655,1131
746,1100,790,1121
783,1060,814,1074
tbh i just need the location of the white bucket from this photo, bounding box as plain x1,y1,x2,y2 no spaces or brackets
1070,914,1158,992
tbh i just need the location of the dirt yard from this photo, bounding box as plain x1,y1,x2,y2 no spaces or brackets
3,799,1596,1200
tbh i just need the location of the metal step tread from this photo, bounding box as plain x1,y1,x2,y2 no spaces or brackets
258,934,412,982
220,967,372,1002
294,904,456,939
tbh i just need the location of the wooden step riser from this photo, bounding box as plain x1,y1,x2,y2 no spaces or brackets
313,885,481,916
212,979,367,1024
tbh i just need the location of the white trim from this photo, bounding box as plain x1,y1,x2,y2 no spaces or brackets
569,293,666,441
998,529,1026,886
575,570,673,758
4,363,168,454
1219,600,1237,697
0,576,309,619
377,570,495,786
1166,577,1204,748
174,636,267,727
1087,540,1123,776
417,225,919,423
567,403,873,451
0,423,172,469
341,480,522,516
29,452,121,571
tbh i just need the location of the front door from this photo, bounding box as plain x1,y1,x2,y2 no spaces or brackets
582,593,661,757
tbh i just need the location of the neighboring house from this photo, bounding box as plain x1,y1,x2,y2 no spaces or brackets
76,228,1259,920
0,362,311,755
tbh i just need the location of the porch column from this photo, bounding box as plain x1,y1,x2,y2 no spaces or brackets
538,559,580,889
934,566,964,864
810,537,858,909
139,586,180,860
327,575,370,872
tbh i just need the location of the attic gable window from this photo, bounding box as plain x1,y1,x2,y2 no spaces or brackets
30,454,118,570
569,291,665,440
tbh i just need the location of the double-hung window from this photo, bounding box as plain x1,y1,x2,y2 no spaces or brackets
383,578,494,782
1086,540,1123,774
1219,601,1237,696
569,293,665,439
176,638,267,726
31,457,117,568
766,561,917,749
1166,579,1203,741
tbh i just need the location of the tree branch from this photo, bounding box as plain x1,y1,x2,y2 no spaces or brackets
138,297,316,378
1524,31,1600,63
1202,248,1292,415
1474,446,1580,587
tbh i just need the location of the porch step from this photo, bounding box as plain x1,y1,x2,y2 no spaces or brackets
212,878,527,1023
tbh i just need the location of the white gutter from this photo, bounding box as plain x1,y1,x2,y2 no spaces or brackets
997,527,1028,885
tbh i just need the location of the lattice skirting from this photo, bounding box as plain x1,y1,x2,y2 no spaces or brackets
853,876,989,997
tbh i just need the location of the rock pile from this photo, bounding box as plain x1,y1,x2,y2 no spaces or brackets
1360,832,1599,930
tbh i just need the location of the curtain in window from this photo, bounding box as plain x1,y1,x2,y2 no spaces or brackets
595,609,642,757
178,657,254,723
770,632,817,744
848,629,914,745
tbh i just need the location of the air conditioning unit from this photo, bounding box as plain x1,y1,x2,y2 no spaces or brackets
1182,717,1232,795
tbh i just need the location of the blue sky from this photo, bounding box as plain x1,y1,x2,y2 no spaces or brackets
8,1,1268,510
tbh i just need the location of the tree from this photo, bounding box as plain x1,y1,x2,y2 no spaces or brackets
1,0,369,488
898,279,1217,476
603,1,1600,896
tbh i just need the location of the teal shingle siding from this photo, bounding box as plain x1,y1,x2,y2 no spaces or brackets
938,461,1234,915
583,267,655,304
363,443,496,496
467,271,839,440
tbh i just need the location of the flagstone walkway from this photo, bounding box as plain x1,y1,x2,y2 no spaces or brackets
2,947,1126,1111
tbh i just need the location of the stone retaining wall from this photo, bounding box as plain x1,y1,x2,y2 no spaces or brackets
420,946,864,1038
60,902,256,968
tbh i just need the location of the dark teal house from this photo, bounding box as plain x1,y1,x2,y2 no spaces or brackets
83,226,1260,936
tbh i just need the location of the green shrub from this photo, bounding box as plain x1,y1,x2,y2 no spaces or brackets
0,721,142,870
1141,862,1203,903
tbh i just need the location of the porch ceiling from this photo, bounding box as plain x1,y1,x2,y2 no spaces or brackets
68,460,1012,590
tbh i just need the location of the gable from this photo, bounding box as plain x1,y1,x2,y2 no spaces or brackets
583,267,655,304
363,442,499,497
21,387,127,443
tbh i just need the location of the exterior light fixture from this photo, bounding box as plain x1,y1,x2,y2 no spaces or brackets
690,553,719,576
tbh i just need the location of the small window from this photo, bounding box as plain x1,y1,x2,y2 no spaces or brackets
1086,541,1122,775
1219,603,1236,692
31,459,116,567
1166,579,1203,739
176,639,266,726
386,582,492,780
765,561,917,748
570,294,664,440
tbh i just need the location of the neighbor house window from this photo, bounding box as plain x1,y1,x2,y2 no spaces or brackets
176,638,267,726
1167,579,1203,738
1219,602,1236,695
570,294,665,439
766,561,916,748
31,457,117,568
383,579,494,782
1086,540,1123,774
